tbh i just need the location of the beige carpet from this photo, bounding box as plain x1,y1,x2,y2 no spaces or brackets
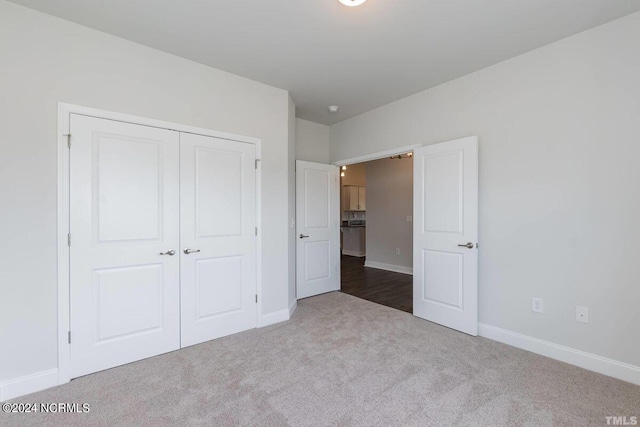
2,292,639,426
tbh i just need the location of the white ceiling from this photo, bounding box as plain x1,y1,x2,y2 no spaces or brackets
9,0,640,124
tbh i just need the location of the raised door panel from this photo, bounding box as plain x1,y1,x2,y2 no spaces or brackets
195,148,243,238
422,151,463,235
305,169,330,229
96,138,162,242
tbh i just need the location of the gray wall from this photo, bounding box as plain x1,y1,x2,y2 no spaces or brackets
331,12,640,367
365,158,413,269
0,1,292,384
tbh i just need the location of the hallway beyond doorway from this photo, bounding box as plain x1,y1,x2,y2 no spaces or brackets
340,255,412,313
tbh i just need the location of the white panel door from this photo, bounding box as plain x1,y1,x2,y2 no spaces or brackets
180,133,257,348
413,136,479,336
69,115,180,378
296,161,340,299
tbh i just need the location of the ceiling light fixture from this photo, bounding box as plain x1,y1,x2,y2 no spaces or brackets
339,0,367,6
328,105,339,114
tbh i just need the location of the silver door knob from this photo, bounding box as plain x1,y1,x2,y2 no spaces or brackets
458,242,474,249
183,248,201,255
160,249,176,256
299,234,310,239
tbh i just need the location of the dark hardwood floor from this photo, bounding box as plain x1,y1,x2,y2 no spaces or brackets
340,255,412,313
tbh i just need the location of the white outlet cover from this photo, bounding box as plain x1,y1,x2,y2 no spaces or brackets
576,306,589,323
531,297,544,313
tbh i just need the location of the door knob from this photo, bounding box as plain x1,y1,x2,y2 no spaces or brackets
299,234,310,239
183,248,201,255
457,242,474,249
159,249,176,256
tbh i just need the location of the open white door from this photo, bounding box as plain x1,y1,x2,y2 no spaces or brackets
413,136,479,336
296,161,340,299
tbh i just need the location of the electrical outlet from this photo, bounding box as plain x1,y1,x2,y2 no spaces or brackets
395,248,401,255
531,297,544,313
576,306,589,323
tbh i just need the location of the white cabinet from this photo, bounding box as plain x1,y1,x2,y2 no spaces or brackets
344,185,366,211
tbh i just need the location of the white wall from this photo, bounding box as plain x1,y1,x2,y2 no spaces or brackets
331,12,640,368
288,97,297,309
0,1,292,385
365,158,413,269
295,118,330,163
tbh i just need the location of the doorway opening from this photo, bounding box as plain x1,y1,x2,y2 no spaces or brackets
297,136,478,336
339,152,414,313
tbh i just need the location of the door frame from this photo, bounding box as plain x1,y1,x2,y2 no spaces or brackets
57,103,263,385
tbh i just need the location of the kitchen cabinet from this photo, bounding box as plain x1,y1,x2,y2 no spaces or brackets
344,185,366,211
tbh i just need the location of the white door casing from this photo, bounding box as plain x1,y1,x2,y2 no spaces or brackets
296,161,340,299
413,136,479,336
69,114,181,378
179,133,257,347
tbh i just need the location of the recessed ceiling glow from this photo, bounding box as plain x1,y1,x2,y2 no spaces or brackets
339,0,367,7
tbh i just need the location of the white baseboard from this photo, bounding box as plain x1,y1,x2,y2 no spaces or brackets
479,323,640,386
342,250,365,257
258,308,291,328
0,369,59,402
289,299,298,318
364,261,413,275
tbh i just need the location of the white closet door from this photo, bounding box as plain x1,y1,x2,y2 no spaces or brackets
180,133,257,347
69,115,180,378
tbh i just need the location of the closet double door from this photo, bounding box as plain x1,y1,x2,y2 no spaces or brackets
69,115,257,378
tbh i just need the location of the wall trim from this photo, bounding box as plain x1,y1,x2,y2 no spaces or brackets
258,308,291,328
364,260,413,275
332,143,423,167
479,323,640,386
0,369,58,402
342,249,365,257
289,299,298,318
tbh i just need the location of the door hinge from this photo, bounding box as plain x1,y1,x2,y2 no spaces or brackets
255,159,260,169
64,133,71,148
255,294,258,303
67,233,71,247
68,331,71,344
255,227,258,236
